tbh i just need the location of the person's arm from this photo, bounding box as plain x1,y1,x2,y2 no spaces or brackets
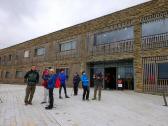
36,72,39,84
24,71,29,83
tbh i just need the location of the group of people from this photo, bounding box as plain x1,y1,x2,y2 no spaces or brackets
24,65,103,110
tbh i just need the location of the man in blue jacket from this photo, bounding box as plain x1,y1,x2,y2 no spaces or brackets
45,69,58,109
59,69,70,99
81,71,90,101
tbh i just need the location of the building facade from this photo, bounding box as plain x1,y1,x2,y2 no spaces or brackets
0,0,168,93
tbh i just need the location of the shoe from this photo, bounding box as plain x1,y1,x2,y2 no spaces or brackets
45,106,53,110
65,96,70,98
41,101,47,104
25,102,28,105
86,99,89,101
59,96,63,99
28,102,32,105
92,98,96,100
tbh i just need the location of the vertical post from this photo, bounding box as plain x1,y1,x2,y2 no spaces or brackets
133,19,143,92
163,90,168,106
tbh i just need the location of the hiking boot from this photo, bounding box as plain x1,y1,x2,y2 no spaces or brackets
28,102,32,105
59,96,63,99
45,106,53,110
92,98,96,100
65,96,70,98
41,101,47,104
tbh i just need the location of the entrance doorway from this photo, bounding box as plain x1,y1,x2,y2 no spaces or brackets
105,67,116,89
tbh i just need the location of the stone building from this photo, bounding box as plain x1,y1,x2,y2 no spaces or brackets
0,0,168,93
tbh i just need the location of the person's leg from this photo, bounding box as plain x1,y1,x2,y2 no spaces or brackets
98,85,102,101
76,84,79,95
59,85,63,98
74,84,78,95
49,89,53,107
46,88,54,109
73,85,76,95
28,86,36,104
86,86,90,100
24,85,31,105
83,86,86,100
41,87,47,103
63,85,69,98
92,85,98,100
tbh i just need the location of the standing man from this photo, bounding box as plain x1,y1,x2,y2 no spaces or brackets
73,72,81,95
81,71,90,101
24,65,39,105
59,69,70,99
92,72,103,101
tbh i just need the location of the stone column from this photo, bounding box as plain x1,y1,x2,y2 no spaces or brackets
133,19,143,92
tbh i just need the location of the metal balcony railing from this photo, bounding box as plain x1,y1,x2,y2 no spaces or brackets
90,39,134,56
142,32,168,50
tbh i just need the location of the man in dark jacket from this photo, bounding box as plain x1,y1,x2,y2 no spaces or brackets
73,72,81,95
24,65,39,105
59,69,70,99
92,72,103,101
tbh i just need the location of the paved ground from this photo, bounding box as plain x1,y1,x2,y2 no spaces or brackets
0,84,168,126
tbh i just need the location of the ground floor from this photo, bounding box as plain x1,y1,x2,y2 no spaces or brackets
0,84,168,126
0,56,168,94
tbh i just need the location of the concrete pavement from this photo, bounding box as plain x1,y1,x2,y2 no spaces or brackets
0,84,168,126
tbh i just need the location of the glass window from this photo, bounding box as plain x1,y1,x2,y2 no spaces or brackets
15,71,23,78
60,41,76,52
142,18,168,37
35,48,45,56
24,50,30,58
1,71,3,78
9,55,12,61
5,72,11,78
158,63,168,80
95,26,134,45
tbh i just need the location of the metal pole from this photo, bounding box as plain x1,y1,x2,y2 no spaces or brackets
0,98,2,103
163,91,167,106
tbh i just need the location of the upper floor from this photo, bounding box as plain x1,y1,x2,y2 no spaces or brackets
0,0,168,66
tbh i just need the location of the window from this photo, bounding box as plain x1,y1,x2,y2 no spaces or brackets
1,71,3,78
60,41,76,52
5,72,11,78
158,63,168,80
95,26,134,45
15,71,23,78
9,55,12,61
35,47,45,56
24,50,30,58
142,18,168,37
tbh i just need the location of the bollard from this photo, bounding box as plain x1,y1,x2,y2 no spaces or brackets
162,91,167,106
0,98,2,103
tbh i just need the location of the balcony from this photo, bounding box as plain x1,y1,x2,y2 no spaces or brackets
142,32,168,50
90,39,134,56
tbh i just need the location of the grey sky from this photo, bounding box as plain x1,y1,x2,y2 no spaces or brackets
0,0,150,49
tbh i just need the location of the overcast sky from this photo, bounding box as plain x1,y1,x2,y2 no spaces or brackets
0,0,150,49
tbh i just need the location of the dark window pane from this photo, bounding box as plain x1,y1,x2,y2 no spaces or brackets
158,63,168,79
